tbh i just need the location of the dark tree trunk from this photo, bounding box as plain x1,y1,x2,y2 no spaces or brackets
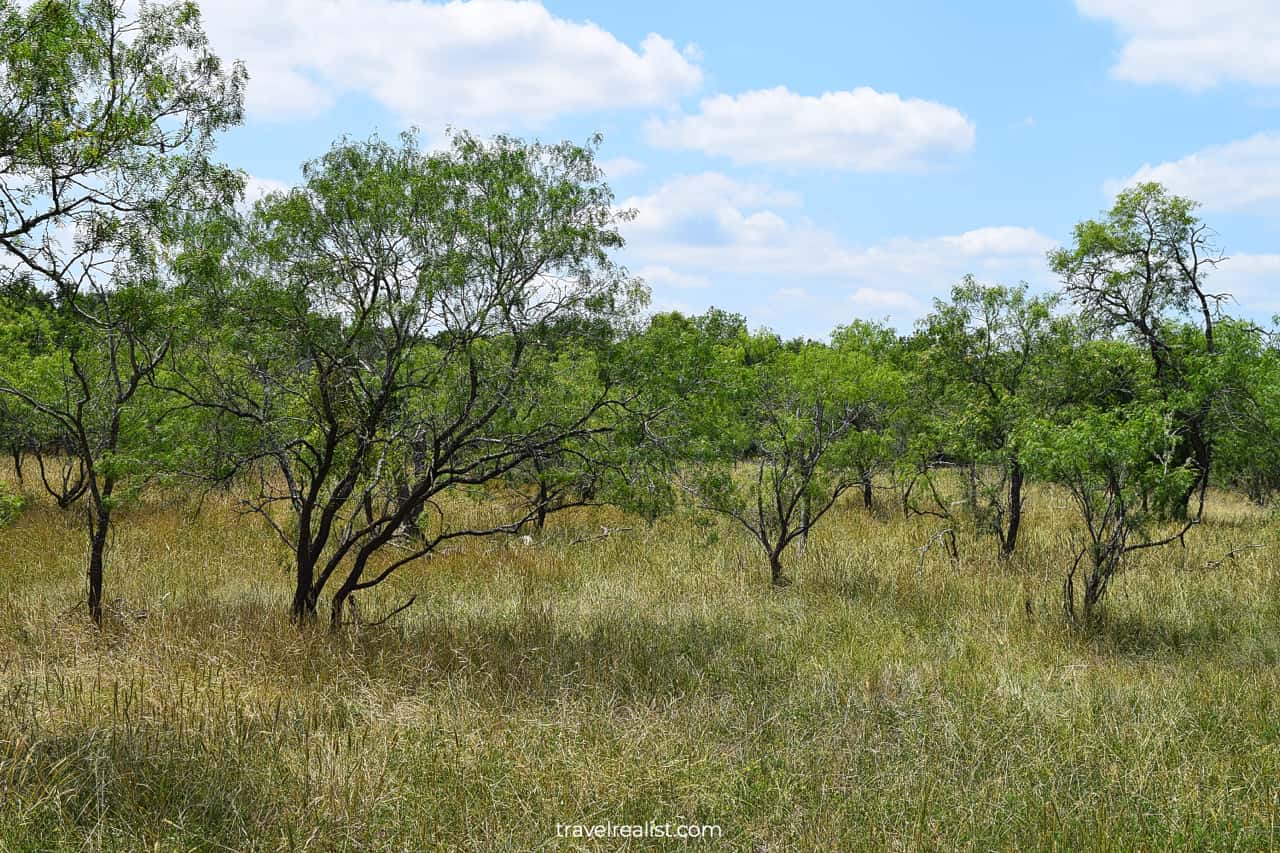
1185,424,1211,517
331,581,356,630
87,513,107,626
797,493,811,556
84,471,115,627
1063,569,1074,624
395,480,422,540
11,450,22,484
1082,571,1104,625
324,498,423,630
769,550,788,587
1164,416,1210,521
1001,459,1024,558
292,550,318,623
861,469,873,510
1065,543,1119,627
292,586,318,623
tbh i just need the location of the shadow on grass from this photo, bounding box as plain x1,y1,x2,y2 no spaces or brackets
0,727,273,849
348,607,778,703
1077,610,1231,659
0,712,413,851
60,595,785,709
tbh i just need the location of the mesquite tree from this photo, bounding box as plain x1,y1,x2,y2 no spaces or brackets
0,269,177,623
830,319,904,510
683,338,895,586
1024,404,1197,625
171,131,645,625
1050,183,1228,521
0,0,245,264
0,0,243,623
917,278,1061,558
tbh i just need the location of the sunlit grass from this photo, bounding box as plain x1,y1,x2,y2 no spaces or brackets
1,469,1278,850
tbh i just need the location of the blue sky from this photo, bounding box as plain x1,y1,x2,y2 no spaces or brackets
201,0,1280,338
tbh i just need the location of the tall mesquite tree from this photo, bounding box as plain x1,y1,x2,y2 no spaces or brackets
1050,183,1228,521
1021,320,1205,625
171,132,645,625
0,0,244,624
918,278,1061,558
0,0,245,259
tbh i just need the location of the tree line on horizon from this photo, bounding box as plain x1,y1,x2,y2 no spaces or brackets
1,0,1278,630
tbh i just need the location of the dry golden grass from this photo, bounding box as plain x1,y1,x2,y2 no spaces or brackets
1,470,1278,850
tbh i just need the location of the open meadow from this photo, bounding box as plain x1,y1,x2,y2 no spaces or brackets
2,472,1278,851
5,1,1280,851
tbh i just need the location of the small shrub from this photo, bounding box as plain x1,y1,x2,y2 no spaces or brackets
0,484,24,527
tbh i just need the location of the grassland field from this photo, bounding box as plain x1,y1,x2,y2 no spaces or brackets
1,465,1279,851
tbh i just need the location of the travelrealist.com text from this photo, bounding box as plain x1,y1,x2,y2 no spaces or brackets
554,821,723,840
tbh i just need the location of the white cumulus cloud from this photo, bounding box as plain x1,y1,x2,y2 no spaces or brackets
636,265,712,290
1105,132,1280,211
597,157,645,179
1211,253,1280,317
242,175,293,206
1077,0,1280,89
621,173,1054,325
195,0,703,125
849,288,925,312
644,86,975,171
942,226,1057,257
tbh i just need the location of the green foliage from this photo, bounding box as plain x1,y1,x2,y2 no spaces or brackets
1049,183,1211,332
0,482,22,526
1050,182,1227,520
0,0,1272,641
1201,320,1280,506
169,129,647,621
0,0,246,251
1023,405,1196,518
655,322,902,582
913,278,1062,554
1023,402,1197,623
0,0,243,623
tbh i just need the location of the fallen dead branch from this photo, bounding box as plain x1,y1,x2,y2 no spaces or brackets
570,525,634,546
916,528,959,574
1202,544,1263,571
